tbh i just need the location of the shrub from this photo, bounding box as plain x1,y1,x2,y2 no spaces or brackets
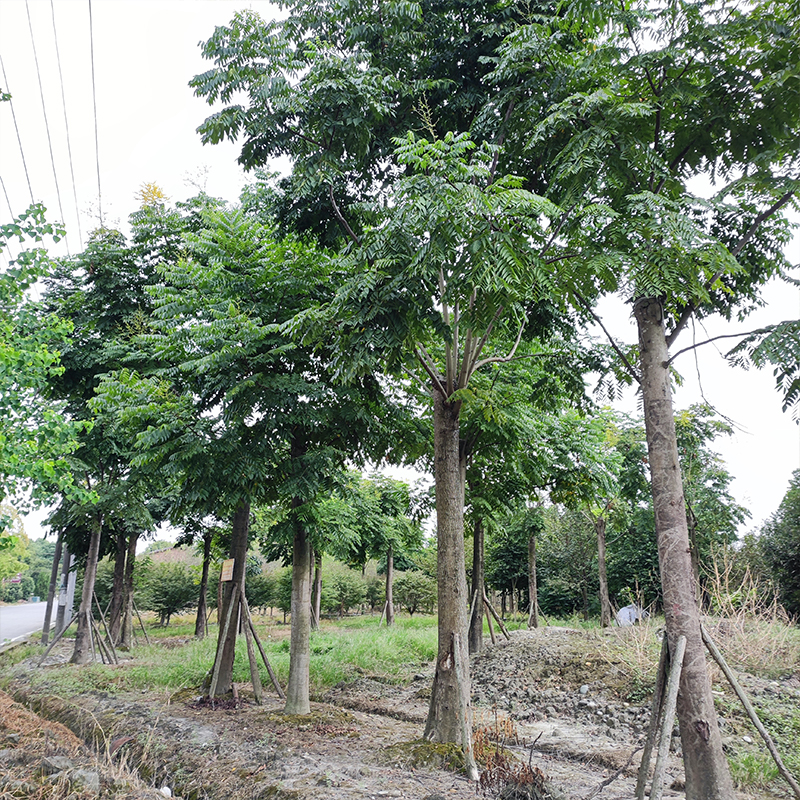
394,570,437,616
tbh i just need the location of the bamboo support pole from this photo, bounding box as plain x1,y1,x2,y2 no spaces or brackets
650,635,686,800
701,626,800,800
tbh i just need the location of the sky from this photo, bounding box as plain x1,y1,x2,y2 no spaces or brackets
1,0,798,540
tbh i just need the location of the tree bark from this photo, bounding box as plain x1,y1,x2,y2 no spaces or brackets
70,516,103,665
211,502,250,697
468,517,484,652
385,544,395,627
310,548,322,631
527,526,539,629
195,530,212,639
285,497,312,714
424,391,473,746
107,529,128,644
596,516,613,628
634,297,735,800
41,533,63,645
119,529,139,649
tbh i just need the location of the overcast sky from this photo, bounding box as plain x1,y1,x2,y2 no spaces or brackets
1,0,798,540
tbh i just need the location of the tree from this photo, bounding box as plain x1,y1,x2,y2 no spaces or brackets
393,570,437,617
498,0,800,792
140,562,197,627
0,206,86,543
96,204,393,713
759,470,800,617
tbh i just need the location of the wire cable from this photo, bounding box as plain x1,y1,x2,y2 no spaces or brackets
88,0,103,226
25,0,68,253
0,174,14,220
0,54,35,207
50,0,83,250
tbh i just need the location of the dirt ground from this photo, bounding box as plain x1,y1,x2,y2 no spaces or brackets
1,626,797,800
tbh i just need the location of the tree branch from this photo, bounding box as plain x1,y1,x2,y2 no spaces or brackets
415,345,448,398
665,327,768,365
666,189,795,347
328,184,361,246
472,318,526,373
573,289,641,383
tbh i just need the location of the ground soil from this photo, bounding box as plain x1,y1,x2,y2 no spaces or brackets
1,626,798,800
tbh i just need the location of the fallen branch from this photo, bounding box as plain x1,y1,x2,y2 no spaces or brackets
583,744,643,800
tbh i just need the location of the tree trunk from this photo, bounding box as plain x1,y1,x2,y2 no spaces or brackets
634,297,735,800
527,526,539,629
385,544,395,627
424,391,472,746
285,498,312,715
107,530,128,644
55,545,73,637
310,548,322,631
468,517,484,652
41,533,63,645
211,502,250,697
596,516,612,628
119,529,139,649
195,530,212,640
70,516,103,665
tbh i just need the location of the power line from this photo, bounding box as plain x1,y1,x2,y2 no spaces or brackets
0,175,14,220
25,0,68,253
88,0,103,226
0,53,35,207
50,0,83,250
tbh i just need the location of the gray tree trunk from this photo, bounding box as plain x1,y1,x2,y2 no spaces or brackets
527,528,539,629
596,516,612,628
70,516,103,665
119,529,139,649
468,517,484,652
423,392,473,746
285,499,312,714
195,530,212,640
107,530,127,643
635,297,735,800
41,533,63,645
211,502,249,696
385,545,395,627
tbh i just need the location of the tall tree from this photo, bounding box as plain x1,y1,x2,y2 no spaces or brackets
493,0,799,794
96,205,393,710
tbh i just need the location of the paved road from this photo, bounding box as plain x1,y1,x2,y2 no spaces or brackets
0,601,47,643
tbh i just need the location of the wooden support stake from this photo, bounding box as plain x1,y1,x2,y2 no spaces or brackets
241,597,263,705
650,635,686,800
378,600,387,627
468,589,480,633
242,595,284,699
702,626,800,800
93,592,118,664
132,600,150,645
37,613,78,667
635,635,669,800
209,583,239,700
484,602,496,645
483,592,511,640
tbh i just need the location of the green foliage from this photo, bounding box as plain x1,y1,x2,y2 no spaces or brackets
393,570,437,616
0,206,86,518
246,571,277,612
759,469,800,617
321,569,366,617
139,562,197,626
